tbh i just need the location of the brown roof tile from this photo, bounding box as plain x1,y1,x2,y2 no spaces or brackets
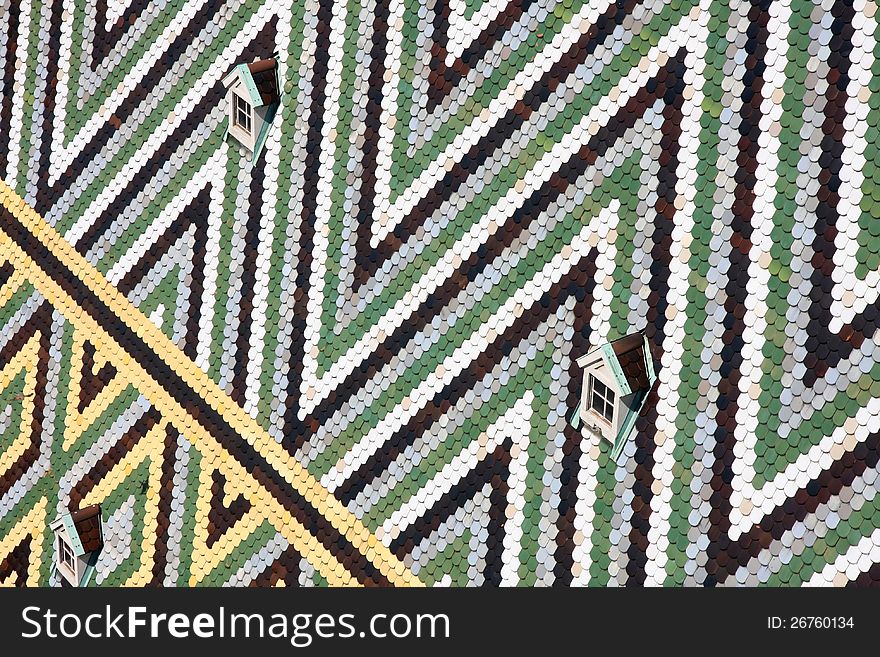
72,504,103,553
611,332,651,392
247,59,279,106
247,58,277,75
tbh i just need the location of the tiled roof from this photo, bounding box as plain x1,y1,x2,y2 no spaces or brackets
0,0,879,589
609,333,652,393
71,505,103,554
246,59,280,106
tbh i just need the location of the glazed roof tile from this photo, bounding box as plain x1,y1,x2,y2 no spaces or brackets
0,0,877,588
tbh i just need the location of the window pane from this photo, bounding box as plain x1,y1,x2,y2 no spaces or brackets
234,95,251,133
589,375,615,422
59,538,75,569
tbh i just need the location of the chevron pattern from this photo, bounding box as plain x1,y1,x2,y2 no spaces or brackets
1,0,880,586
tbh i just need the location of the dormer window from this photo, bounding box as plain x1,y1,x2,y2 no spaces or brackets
234,94,252,134
49,504,104,587
572,331,658,460
223,58,282,160
588,374,615,423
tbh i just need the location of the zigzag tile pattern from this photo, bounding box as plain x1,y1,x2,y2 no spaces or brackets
1,0,880,586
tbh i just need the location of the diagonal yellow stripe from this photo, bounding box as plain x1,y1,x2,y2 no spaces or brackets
0,332,40,476
0,181,423,587
0,265,26,309
0,497,46,587
0,224,354,587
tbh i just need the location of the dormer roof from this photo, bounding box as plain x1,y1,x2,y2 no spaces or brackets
222,58,280,107
576,330,656,396
574,331,658,460
50,504,103,556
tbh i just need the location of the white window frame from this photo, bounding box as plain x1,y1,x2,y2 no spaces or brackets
233,93,252,134
57,535,76,573
588,374,615,424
